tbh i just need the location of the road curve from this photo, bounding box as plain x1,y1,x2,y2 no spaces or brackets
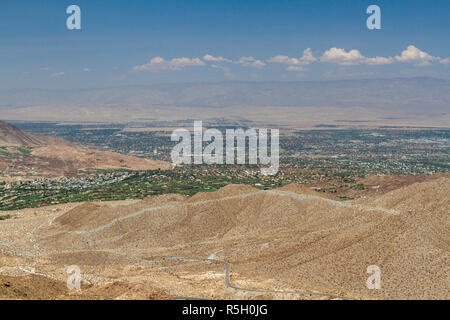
150,256,350,300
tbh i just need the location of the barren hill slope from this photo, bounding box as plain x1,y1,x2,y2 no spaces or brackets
0,120,42,146
27,177,449,299
0,120,169,178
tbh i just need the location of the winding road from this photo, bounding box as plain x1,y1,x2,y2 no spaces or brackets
151,256,350,300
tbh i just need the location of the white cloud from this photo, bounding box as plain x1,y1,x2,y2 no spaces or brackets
268,55,301,65
320,48,366,65
395,45,437,66
267,56,301,66
132,56,205,72
83,68,90,72
50,72,65,78
439,57,450,65
131,46,443,75
203,54,232,63
365,56,394,65
321,47,393,66
267,48,316,71
300,48,317,63
237,56,266,68
286,65,305,72
204,54,265,68
251,60,266,68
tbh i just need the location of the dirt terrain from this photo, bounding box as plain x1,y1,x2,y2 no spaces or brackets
0,121,42,146
0,176,448,299
0,120,169,179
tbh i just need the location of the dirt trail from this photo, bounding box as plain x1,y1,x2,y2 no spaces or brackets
266,190,401,215
72,191,265,235
72,189,400,237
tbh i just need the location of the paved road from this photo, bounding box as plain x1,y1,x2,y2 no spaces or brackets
152,256,350,300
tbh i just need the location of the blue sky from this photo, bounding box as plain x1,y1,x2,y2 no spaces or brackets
1,0,449,89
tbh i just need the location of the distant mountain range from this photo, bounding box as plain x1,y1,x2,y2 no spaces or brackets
1,77,449,111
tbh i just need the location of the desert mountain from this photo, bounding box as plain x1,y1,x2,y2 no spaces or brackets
0,120,42,146
0,120,169,178
11,176,444,299
1,78,449,110
1,78,449,126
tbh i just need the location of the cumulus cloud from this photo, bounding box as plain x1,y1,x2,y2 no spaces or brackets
267,48,317,71
268,55,302,65
286,65,305,72
131,46,443,75
395,45,437,66
321,47,393,66
440,57,450,65
269,46,440,68
204,54,266,68
83,67,90,72
320,48,366,65
237,56,266,68
300,48,317,63
365,56,394,65
132,56,205,72
203,54,232,63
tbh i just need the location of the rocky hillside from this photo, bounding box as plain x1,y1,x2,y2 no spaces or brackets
27,177,449,299
0,120,169,178
0,120,42,146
